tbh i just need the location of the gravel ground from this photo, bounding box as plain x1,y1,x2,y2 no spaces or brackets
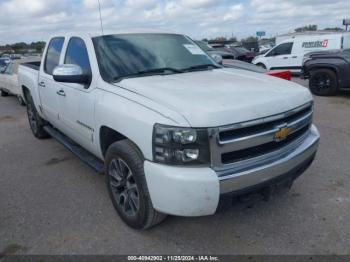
1,78,350,255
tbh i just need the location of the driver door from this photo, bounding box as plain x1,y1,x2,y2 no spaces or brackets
265,42,294,70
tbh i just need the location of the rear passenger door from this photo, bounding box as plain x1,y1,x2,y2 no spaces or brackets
57,37,96,150
38,37,65,126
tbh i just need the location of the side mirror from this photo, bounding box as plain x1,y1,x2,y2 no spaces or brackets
53,64,90,85
210,54,223,64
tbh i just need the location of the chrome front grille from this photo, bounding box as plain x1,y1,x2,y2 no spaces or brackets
209,102,313,172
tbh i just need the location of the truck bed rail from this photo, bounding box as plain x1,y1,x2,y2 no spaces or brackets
21,61,41,71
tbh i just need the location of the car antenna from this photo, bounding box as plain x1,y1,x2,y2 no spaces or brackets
97,0,104,35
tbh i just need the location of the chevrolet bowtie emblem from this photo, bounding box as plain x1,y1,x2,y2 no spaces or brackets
275,127,291,141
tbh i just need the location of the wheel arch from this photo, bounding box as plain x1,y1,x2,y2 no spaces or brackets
22,85,30,102
308,65,340,83
99,126,144,159
256,62,267,69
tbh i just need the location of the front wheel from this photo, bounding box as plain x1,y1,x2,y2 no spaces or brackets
105,140,166,229
309,69,338,96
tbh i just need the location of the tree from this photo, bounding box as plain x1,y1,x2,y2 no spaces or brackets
323,27,344,32
242,36,258,43
295,25,318,32
214,36,228,41
228,36,237,42
11,42,27,52
32,41,46,53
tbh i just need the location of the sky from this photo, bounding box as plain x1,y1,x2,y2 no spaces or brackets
0,0,349,44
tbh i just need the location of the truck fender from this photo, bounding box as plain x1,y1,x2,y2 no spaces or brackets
94,91,179,161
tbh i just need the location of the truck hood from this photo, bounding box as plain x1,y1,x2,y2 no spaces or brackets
114,68,312,127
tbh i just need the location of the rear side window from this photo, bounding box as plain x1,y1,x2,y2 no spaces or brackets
267,42,293,56
64,37,91,75
44,37,64,75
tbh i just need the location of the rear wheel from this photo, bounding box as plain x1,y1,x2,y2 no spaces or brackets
0,89,9,97
309,69,338,96
25,92,50,139
105,140,166,229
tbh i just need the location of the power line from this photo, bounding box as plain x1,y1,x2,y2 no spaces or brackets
97,0,104,35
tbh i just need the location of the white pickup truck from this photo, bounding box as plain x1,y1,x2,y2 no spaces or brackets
18,32,320,229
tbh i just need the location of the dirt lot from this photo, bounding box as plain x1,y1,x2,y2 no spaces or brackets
1,79,350,255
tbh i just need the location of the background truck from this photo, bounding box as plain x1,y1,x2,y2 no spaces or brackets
253,33,350,73
18,32,320,229
302,49,350,96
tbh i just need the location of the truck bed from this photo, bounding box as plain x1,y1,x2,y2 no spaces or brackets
18,61,41,102
21,61,41,71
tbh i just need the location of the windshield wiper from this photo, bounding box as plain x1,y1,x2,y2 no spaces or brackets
137,67,183,74
112,67,183,82
182,64,221,72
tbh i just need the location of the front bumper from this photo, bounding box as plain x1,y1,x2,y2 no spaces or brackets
144,125,320,217
219,125,319,194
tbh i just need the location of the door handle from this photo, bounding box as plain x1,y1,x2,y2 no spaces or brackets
56,89,66,97
292,56,297,58
38,81,45,87
283,57,288,59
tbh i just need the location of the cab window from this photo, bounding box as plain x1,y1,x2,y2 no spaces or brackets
266,42,293,57
44,37,65,75
64,37,91,75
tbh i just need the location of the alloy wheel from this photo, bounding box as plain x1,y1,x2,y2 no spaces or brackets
108,157,140,217
27,103,38,133
311,73,331,93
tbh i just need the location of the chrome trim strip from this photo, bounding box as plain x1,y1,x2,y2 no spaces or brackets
217,112,312,152
217,101,313,133
219,125,319,194
209,102,314,169
215,129,310,174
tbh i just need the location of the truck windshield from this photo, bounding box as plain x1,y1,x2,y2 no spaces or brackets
93,34,219,82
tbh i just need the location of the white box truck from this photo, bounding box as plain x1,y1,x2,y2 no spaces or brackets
253,33,350,73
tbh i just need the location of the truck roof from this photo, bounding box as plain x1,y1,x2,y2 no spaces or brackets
47,30,181,40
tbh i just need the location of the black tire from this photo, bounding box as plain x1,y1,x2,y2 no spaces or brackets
18,96,26,106
105,140,166,229
256,63,266,69
309,68,338,96
0,89,9,97
25,92,50,139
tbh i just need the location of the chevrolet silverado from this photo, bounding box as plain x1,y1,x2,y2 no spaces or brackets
18,33,320,229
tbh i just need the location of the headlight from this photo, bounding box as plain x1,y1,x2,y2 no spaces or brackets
153,124,210,165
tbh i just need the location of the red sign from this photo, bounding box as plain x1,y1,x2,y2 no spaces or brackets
322,40,329,48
